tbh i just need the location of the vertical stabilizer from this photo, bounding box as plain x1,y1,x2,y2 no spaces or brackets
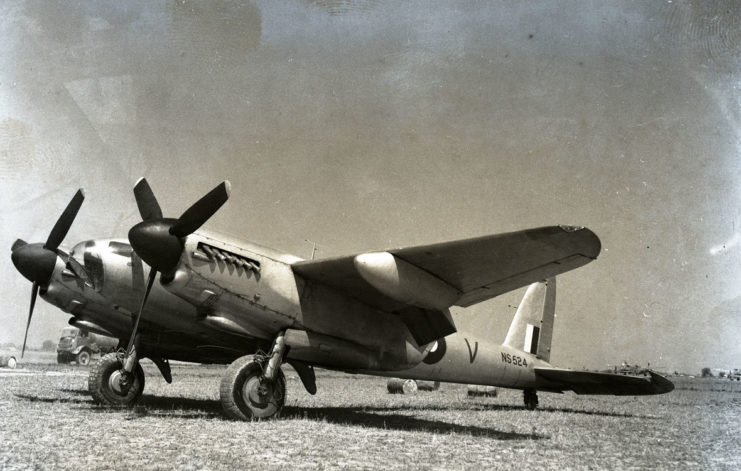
503,278,556,361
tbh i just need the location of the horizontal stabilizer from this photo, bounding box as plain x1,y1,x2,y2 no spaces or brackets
534,368,674,395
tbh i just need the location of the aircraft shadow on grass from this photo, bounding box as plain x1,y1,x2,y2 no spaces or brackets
13,389,653,437
12,392,91,405
280,406,544,440
18,388,658,419
128,396,548,439
447,402,660,419
12,390,538,439
125,394,544,439
18,388,656,421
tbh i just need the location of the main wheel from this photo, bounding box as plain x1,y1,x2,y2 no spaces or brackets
220,355,286,420
76,349,91,366
57,353,68,364
88,353,145,407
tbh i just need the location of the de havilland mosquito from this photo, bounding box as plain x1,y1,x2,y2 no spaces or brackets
10,180,673,419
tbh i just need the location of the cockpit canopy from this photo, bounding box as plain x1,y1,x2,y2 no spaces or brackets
70,240,105,290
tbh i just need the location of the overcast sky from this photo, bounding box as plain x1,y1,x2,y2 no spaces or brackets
1,1,739,373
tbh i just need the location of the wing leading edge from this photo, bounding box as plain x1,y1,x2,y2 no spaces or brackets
534,368,675,395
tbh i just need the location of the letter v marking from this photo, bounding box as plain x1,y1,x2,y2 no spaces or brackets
464,338,478,363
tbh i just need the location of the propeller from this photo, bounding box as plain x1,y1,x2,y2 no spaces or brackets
123,178,230,361
10,189,85,356
128,178,230,279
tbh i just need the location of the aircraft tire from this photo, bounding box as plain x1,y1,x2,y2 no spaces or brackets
220,355,286,421
524,388,538,410
76,349,91,366
88,353,145,407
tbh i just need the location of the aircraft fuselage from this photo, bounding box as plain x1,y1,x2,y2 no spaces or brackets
43,231,429,369
366,333,551,389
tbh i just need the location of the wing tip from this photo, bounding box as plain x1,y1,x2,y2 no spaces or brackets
648,370,675,394
559,225,602,259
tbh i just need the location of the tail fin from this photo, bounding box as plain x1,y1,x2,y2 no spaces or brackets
503,278,555,361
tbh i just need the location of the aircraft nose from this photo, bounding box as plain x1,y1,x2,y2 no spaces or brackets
11,242,58,285
128,218,183,276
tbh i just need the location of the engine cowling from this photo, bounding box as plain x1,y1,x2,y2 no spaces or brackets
353,252,459,310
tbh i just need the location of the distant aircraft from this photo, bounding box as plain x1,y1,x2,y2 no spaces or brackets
10,180,672,419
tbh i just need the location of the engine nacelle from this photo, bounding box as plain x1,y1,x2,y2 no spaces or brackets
353,252,460,310
284,329,426,371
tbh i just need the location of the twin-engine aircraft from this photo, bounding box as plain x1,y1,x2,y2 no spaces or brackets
10,181,673,419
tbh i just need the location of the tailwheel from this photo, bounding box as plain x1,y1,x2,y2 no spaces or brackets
220,355,286,421
524,388,539,410
88,352,145,407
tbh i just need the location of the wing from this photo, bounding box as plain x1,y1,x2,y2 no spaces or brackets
291,225,601,310
534,368,675,395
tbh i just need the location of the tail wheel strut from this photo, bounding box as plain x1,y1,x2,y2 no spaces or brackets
524,388,539,410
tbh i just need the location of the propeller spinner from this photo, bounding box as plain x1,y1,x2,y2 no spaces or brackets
128,178,231,279
10,189,85,356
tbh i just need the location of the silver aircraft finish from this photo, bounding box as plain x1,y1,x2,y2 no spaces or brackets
10,181,673,419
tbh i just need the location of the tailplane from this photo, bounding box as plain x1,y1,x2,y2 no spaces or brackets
503,278,555,361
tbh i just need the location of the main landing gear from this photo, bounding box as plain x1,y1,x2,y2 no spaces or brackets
87,330,299,420
220,332,288,421
88,349,172,407
88,352,145,407
524,388,539,410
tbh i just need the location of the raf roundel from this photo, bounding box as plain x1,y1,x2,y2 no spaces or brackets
423,338,447,365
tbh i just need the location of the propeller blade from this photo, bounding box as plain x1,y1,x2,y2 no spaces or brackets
170,181,231,238
130,252,145,293
21,282,39,357
125,268,157,356
45,189,85,251
133,178,163,222
12,239,28,252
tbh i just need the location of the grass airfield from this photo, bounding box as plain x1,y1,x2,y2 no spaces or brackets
1,361,739,470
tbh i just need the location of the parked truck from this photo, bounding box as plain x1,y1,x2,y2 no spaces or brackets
56,327,118,365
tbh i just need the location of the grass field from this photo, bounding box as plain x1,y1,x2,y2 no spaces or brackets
1,361,740,470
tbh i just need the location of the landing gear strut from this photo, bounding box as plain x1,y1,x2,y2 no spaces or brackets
524,388,539,410
220,332,287,420
89,265,156,408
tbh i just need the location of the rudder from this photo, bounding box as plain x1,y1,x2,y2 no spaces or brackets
503,278,555,361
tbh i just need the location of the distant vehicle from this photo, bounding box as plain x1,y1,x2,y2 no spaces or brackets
728,369,741,381
56,327,117,365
